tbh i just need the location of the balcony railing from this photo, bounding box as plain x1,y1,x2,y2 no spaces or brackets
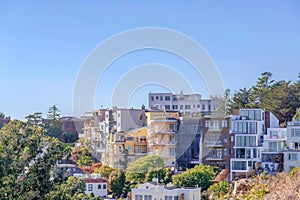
205,141,223,147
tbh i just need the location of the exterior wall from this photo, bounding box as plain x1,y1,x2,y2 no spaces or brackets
148,92,218,117
146,111,179,166
132,183,201,200
117,109,146,132
201,116,232,169
283,151,300,172
286,120,300,150
85,181,108,197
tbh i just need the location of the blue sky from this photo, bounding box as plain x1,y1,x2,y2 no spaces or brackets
0,1,299,119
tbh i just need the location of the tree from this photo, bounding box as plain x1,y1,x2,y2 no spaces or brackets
208,181,231,199
229,87,252,112
126,155,164,183
216,89,232,115
45,176,100,200
0,112,5,119
45,105,63,140
94,165,114,179
109,169,125,198
144,168,172,185
172,164,217,190
63,132,78,143
25,112,43,127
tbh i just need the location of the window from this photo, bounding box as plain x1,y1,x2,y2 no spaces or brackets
165,196,172,200
135,195,143,200
169,135,175,143
154,124,158,133
230,148,234,155
180,105,183,109
292,129,300,137
165,96,171,101
236,136,256,147
127,137,134,141
205,120,210,128
165,105,171,110
174,196,179,200
270,131,279,139
137,146,143,153
118,146,122,153
185,105,191,109
269,142,278,151
222,120,228,128
125,146,133,151
88,184,93,191
103,184,107,189
210,120,219,130
169,148,176,156
118,156,123,162
197,104,200,108
98,184,101,189
169,124,176,132
172,105,178,110
224,149,227,156
231,136,234,142
160,96,163,100
208,105,211,111
128,157,134,162
144,195,152,200
151,96,154,101
202,105,205,110
224,135,227,143
156,96,158,100
288,153,298,161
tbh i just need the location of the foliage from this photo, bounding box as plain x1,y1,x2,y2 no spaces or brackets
172,164,217,191
72,145,94,167
45,176,101,200
25,112,43,127
94,165,114,179
109,169,126,198
229,72,300,124
0,112,5,119
207,181,231,199
126,155,164,183
144,168,172,185
45,105,63,140
63,131,78,143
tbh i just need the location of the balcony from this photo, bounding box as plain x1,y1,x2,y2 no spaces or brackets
150,117,177,123
231,159,253,171
135,141,148,145
205,141,223,147
205,156,223,161
150,129,177,134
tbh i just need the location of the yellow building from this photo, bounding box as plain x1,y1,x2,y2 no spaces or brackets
108,127,148,169
145,111,179,167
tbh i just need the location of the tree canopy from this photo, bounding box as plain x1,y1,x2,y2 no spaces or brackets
172,164,217,190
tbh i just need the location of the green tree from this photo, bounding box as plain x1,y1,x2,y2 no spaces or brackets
109,169,125,198
77,155,94,166
229,87,252,112
94,165,114,179
25,112,43,127
208,180,231,199
45,105,63,140
63,132,78,143
0,112,5,119
216,89,232,115
144,168,172,185
172,164,217,190
126,155,164,183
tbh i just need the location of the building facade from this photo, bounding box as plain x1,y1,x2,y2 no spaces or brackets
148,92,219,117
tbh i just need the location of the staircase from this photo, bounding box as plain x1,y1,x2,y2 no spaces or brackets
213,169,229,182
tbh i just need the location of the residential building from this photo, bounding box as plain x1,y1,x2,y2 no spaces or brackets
148,92,219,117
131,182,201,200
230,109,279,181
107,127,148,169
73,174,108,197
261,128,286,172
176,117,202,170
146,110,179,167
201,114,233,170
283,117,300,172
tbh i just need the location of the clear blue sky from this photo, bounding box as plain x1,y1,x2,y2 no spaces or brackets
0,1,299,119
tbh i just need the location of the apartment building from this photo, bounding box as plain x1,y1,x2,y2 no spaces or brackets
261,128,286,172
230,109,279,181
283,117,300,172
107,127,148,169
201,114,233,170
148,92,219,117
145,110,179,167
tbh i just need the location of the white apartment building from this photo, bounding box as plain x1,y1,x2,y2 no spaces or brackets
230,109,279,181
131,182,201,200
261,128,287,171
283,119,300,172
148,92,219,117
74,174,108,197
